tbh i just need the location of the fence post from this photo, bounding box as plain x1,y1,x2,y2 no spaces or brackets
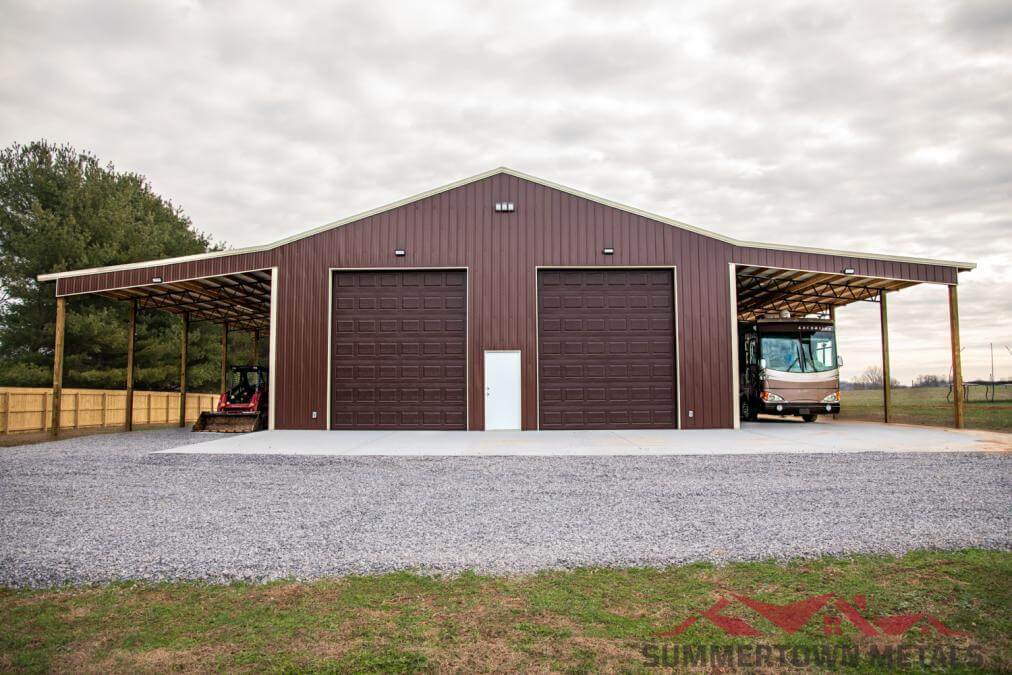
1,391,8,434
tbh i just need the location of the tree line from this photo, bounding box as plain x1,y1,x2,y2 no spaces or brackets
842,366,950,390
0,141,257,392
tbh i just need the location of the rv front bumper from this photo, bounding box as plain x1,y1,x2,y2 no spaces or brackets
760,402,840,416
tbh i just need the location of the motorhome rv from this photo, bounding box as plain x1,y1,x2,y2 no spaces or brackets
738,317,841,422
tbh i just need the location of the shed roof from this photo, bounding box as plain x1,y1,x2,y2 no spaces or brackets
38,166,975,283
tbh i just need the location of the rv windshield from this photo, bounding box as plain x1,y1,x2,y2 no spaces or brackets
761,330,837,373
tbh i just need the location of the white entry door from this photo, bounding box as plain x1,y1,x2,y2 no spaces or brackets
484,350,521,430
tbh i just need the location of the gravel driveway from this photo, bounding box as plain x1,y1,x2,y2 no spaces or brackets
1,429,1009,587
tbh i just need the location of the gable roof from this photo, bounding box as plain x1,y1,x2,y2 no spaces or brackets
38,166,975,281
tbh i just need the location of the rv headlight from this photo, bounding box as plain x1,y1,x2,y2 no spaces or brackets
822,391,840,403
760,391,784,402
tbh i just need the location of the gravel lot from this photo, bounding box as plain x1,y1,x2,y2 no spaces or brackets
1,428,1009,587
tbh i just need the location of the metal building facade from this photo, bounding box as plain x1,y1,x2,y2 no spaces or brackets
45,168,972,431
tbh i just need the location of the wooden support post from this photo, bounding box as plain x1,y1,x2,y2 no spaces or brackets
2,391,9,434
880,291,891,423
829,304,840,419
51,296,66,436
125,299,137,431
252,329,260,366
179,312,189,427
220,323,229,393
949,285,964,429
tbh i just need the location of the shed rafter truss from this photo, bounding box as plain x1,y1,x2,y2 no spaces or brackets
138,282,269,317
91,270,273,333
735,265,918,321
738,274,883,309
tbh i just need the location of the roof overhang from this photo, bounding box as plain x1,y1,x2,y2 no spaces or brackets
37,166,976,283
92,269,272,332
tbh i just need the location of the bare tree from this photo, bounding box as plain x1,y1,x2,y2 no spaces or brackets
913,374,947,387
856,366,902,389
858,366,885,387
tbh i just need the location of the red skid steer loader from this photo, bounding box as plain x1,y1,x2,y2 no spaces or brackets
193,366,268,433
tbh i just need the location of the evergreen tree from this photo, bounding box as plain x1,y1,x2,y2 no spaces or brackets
0,141,232,391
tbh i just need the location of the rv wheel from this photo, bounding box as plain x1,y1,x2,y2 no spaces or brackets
801,414,817,423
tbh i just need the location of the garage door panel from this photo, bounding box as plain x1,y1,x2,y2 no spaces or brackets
538,269,675,430
332,270,467,430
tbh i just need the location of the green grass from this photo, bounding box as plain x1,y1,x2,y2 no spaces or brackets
839,386,1012,432
2,551,1009,673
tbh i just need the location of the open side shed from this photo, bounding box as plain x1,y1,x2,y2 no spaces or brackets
38,167,973,434
729,263,965,427
46,268,277,434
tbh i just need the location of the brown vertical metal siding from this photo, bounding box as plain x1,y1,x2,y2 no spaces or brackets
54,251,277,296
271,173,736,430
53,173,960,430
731,246,958,284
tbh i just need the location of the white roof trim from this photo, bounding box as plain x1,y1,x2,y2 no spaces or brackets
37,166,976,282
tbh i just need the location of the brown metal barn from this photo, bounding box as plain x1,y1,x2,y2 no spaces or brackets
38,167,975,433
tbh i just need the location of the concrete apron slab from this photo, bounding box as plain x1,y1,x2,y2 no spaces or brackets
156,420,1011,456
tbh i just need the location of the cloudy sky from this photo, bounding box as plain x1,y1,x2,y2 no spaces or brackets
2,0,1010,383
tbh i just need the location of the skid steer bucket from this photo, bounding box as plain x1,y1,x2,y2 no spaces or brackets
193,412,265,433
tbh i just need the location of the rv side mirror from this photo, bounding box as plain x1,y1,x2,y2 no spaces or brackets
759,358,767,370
837,355,844,367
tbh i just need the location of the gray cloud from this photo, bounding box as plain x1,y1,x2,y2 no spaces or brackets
946,0,1012,45
1,0,1009,381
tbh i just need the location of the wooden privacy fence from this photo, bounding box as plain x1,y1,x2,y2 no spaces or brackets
0,387,218,435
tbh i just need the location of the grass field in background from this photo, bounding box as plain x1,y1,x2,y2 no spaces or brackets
839,385,1012,432
2,551,1009,673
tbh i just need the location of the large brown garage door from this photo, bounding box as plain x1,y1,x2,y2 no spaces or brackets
538,269,676,429
332,270,467,429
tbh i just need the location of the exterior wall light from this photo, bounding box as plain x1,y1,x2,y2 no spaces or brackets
842,268,855,274
494,202,515,212
394,249,406,257
151,276,163,283
602,247,615,255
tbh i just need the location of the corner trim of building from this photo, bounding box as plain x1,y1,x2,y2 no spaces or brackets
729,263,741,430
268,266,278,431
